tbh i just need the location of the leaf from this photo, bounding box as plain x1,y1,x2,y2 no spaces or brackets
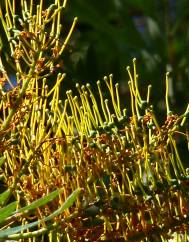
0,188,81,238
0,189,11,206
42,188,81,220
15,188,64,214
0,201,17,223
0,156,6,167
146,17,161,39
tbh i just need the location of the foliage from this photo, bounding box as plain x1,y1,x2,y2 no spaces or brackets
63,0,189,114
0,0,189,241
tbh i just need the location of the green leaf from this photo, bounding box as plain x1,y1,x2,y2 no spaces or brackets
0,201,17,223
15,188,64,214
0,189,11,206
43,188,81,220
0,156,6,167
0,188,81,238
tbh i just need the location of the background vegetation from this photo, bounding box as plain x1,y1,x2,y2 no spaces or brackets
0,0,189,241
1,0,189,115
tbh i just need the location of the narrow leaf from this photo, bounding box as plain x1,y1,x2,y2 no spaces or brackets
0,201,17,223
0,189,11,206
0,188,81,238
15,188,64,214
0,156,6,167
43,187,81,220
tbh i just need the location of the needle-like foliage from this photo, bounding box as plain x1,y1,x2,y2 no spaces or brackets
0,0,189,241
